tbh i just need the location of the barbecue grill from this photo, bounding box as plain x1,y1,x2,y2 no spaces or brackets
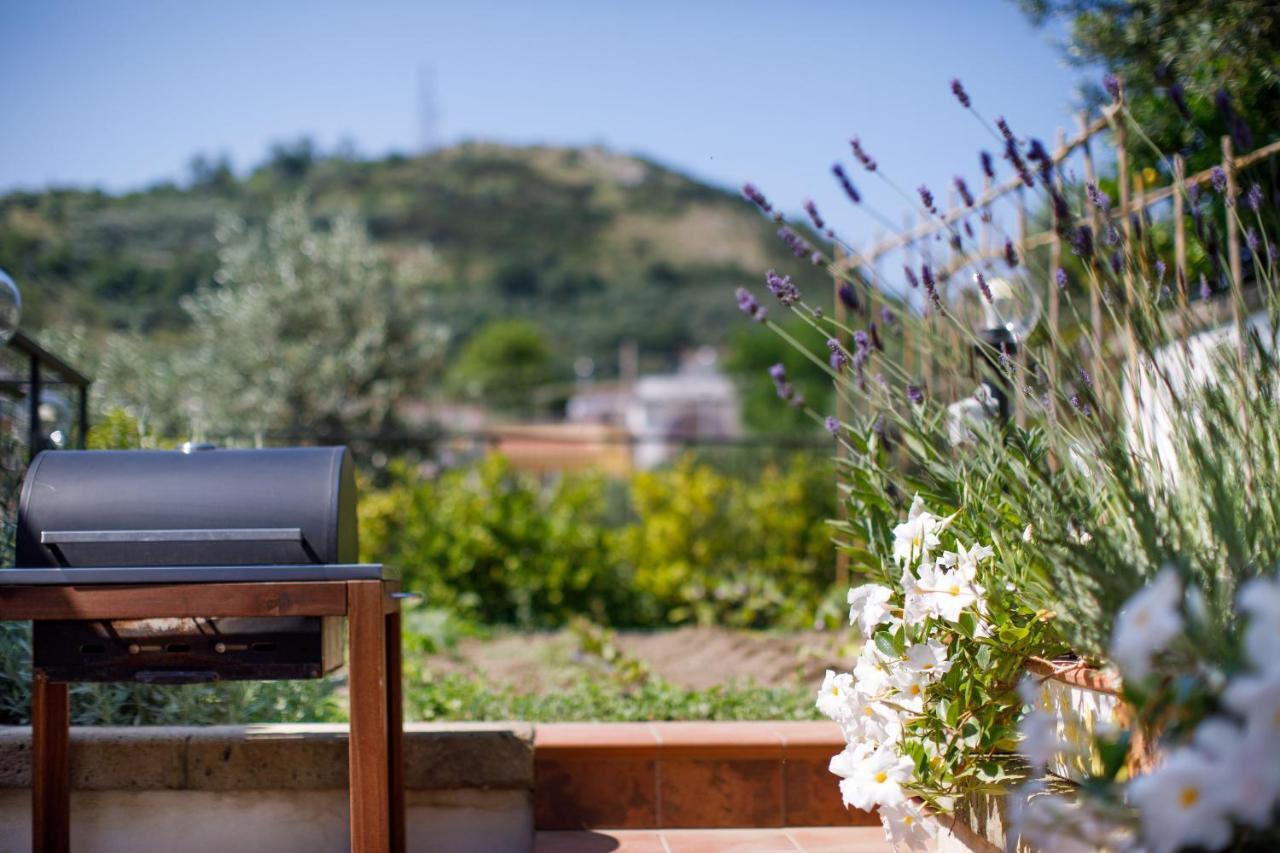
11,446,384,683
0,446,407,852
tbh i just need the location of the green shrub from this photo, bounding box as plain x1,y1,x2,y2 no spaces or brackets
359,452,838,630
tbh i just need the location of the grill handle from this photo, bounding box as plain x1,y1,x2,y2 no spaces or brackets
39,528,321,565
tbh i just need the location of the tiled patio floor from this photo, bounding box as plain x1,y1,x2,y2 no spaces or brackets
534,826,891,852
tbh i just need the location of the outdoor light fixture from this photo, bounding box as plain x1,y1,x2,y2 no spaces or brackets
0,268,21,344
944,269,1041,442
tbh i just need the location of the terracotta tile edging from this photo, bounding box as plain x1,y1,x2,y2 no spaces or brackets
1025,657,1120,695
532,721,879,830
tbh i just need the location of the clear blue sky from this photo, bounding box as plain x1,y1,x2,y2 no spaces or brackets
0,0,1093,246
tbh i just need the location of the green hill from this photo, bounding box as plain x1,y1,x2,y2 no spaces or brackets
0,142,829,379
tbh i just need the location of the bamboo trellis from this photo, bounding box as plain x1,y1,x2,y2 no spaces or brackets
831,105,1280,417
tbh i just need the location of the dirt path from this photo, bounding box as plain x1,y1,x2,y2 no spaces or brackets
425,626,853,691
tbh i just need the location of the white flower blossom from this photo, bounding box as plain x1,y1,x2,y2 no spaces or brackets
853,645,893,697
889,667,929,714
1128,746,1234,853
878,799,936,851
831,742,914,810
847,583,894,636
937,541,992,582
1110,568,1183,682
1192,716,1280,828
904,562,982,623
892,494,945,567
901,639,951,679
1222,666,1280,746
1238,574,1280,673
816,670,857,723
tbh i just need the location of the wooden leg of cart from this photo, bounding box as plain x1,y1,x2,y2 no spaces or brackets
386,604,405,853
348,580,390,853
32,671,70,853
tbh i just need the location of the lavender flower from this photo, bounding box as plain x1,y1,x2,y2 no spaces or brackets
1211,166,1228,195
838,282,860,312
903,265,919,288
1187,182,1202,208
1005,139,1034,188
735,287,767,323
1087,182,1111,213
1027,138,1049,163
769,363,787,383
825,416,840,436
1215,88,1235,122
1055,267,1068,290
950,78,971,109
1199,274,1211,302
1246,183,1264,212
1106,224,1121,246
921,264,941,308
869,322,883,352
975,271,993,303
906,384,925,405
1051,190,1071,234
829,350,848,372
1167,83,1191,119
918,184,937,215
765,269,800,306
1069,225,1094,261
1247,227,1261,253
880,305,896,325
1078,367,1093,389
1070,394,1092,417
980,151,995,180
832,164,861,204
963,221,975,239
954,176,975,207
995,116,1014,143
741,183,771,213
1109,250,1123,275
1231,116,1254,153
849,137,877,172
1155,260,1167,283
1103,72,1122,103
803,199,826,232
810,251,825,266
777,226,813,259
1004,239,1018,269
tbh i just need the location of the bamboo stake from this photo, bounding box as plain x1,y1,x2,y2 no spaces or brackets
1174,154,1188,312
1014,186,1028,427
1077,111,1106,393
1223,135,1247,368
1047,128,1065,396
1113,113,1140,377
832,243,849,590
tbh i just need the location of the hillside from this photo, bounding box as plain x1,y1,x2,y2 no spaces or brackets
0,142,830,378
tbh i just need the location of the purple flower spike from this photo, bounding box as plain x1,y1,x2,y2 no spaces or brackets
880,305,896,325
1103,72,1122,103
980,151,995,180
975,271,993,303
1247,183,1264,212
1247,228,1261,253
1070,225,1094,262
825,416,840,436
921,264,942,308
832,164,861,204
777,226,813,259
1155,260,1167,283
1187,182,1202,208
1087,182,1111,213
1109,250,1123,275
803,199,825,231
906,384,925,405
903,265,919,289
829,350,848,372
951,78,971,109
741,183,771,213
765,269,800,306
735,287,767,323
869,322,883,351
1167,83,1191,120
918,184,937,215
849,137,877,172
852,330,869,354
954,176,975,207
1055,267,1068,290
1199,274,1212,302
1211,166,1228,195
1004,240,1018,269
995,117,1014,143
838,282,860,313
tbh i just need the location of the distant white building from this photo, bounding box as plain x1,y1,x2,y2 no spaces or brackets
568,347,741,469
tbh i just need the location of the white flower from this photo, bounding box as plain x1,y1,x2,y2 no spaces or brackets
937,541,993,583
892,494,945,567
1110,568,1183,682
878,799,935,851
847,583,894,636
901,639,951,679
1192,716,1280,828
1009,783,1113,853
889,667,929,714
1222,666,1280,745
1022,523,1034,543
1128,746,1234,853
830,742,914,810
905,563,981,623
1238,574,1280,672
816,670,857,723
853,645,893,697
